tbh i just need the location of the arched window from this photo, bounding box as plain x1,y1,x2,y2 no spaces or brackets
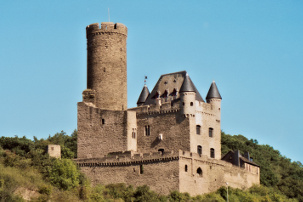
190,102,193,106
197,167,203,177
158,148,164,155
185,165,188,172
209,128,213,137
197,145,202,155
210,148,215,158
196,125,201,135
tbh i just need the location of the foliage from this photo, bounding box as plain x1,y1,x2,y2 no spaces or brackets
48,158,80,190
0,130,302,201
221,131,303,201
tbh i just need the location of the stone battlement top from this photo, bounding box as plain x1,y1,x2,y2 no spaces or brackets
86,22,127,37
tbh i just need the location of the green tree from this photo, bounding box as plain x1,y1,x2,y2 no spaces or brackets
48,158,80,190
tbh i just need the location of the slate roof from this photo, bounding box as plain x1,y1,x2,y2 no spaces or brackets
206,81,222,100
137,85,150,105
143,71,204,105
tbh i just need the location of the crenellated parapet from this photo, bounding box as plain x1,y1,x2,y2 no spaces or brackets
86,22,128,39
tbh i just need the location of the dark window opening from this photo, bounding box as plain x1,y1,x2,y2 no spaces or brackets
169,88,177,97
182,102,185,106
209,128,213,137
190,102,193,106
132,128,136,139
145,125,150,136
102,119,105,124
185,165,188,172
197,167,203,176
152,92,159,99
140,165,144,174
161,90,168,98
197,145,202,155
158,149,164,155
210,148,215,158
196,125,201,135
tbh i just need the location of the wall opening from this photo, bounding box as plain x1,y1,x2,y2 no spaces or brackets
132,128,136,139
197,167,203,177
210,148,215,158
102,119,105,124
209,127,213,137
140,165,144,174
196,125,201,135
185,165,188,172
145,125,150,136
197,145,202,155
190,102,193,106
158,148,164,155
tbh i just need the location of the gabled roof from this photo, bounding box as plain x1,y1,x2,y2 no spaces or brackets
143,71,204,105
137,85,150,105
206,81,222,100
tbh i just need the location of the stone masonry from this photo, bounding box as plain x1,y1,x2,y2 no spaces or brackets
76,22,260,196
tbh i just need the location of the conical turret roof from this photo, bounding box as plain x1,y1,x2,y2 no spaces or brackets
180,73,195,92
137,85,150,105
206,81,222,100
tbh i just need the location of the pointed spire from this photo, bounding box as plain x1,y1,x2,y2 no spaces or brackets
137,85,150,106
180,73,195,92
206,81,222,100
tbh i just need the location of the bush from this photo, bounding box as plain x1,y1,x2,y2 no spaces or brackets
49,159,80,190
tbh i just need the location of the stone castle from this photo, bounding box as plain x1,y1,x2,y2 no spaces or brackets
76,22,260,195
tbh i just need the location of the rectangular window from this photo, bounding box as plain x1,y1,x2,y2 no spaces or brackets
132,128,136,139
196,125,201,135
210,148,215,158
197,145,202,155
209,128,213,137
145,125,150,136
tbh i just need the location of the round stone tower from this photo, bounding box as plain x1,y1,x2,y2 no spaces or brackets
86,22,128,110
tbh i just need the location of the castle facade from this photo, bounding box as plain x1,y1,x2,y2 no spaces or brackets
76,22,260,195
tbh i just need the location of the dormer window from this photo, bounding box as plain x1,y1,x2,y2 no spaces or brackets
169,88,177,97
152,92,159,99
160,90,168,98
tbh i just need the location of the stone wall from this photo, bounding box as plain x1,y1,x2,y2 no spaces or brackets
136,111,190,153
76,150,260,196
77,102,128,158
86,22,127,110
77,152,180,195
47,144,61,159
178,151,260,196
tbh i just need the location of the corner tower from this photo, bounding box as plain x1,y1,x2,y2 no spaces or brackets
86,22,128,110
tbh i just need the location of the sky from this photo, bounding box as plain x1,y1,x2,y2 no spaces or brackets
0,1,302,163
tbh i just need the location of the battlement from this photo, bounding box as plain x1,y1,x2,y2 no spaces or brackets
86,22,128,38
76,150,228,168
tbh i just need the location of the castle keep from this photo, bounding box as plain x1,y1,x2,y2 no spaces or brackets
76,22,260,195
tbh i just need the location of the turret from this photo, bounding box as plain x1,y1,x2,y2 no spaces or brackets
86,22,128,110
206,81,222,115
180,73,196,115
137,85,150,106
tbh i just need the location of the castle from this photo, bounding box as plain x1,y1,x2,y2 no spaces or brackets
76,22,260,196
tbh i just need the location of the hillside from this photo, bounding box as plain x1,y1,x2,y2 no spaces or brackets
0,131,302,201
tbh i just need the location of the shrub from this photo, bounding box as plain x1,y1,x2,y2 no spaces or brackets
48,159,80,190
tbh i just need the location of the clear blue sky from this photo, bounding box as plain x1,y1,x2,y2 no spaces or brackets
1,1,302,163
